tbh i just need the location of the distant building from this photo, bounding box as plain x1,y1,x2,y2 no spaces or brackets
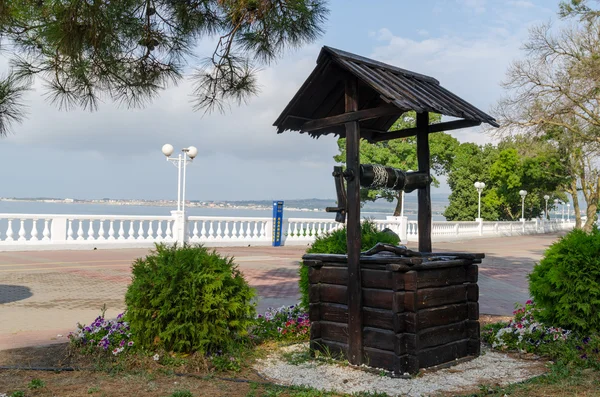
64,198,74,203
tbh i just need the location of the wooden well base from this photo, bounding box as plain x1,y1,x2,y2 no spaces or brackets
303,252,482,375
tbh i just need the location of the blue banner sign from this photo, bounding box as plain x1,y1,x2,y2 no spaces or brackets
272,200,284,246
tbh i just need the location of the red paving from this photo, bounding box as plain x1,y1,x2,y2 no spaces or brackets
0,234,563,350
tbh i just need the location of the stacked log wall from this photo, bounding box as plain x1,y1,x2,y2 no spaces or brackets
304,256,480,374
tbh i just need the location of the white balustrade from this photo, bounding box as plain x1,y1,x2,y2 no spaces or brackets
0,213,577,251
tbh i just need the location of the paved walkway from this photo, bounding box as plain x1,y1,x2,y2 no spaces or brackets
0,234,561,350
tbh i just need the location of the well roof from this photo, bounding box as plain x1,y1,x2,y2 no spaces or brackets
273,46,499,139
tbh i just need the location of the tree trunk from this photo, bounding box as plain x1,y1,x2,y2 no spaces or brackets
583,202,597,232
393,192,403,217
567,179,582,229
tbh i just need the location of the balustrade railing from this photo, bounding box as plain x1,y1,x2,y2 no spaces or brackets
0,213,576,251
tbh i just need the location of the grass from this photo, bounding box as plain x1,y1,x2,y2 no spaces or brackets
1,335,600,397
458,362,600,396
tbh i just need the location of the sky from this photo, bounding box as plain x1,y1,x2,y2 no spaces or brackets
0,0,561,202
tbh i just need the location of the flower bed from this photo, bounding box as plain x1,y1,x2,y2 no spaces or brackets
251,305,310,341
483,300,600,367
68,312,134,356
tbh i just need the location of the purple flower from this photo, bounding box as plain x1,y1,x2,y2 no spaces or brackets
576,346,582,351
593,348,599,354
581,354,588,359
583,337,591,344
120,340,126,347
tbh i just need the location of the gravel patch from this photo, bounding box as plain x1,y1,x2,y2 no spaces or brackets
255,343,547,396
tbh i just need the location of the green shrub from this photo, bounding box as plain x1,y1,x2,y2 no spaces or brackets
299,220,400,309
125,244,256,354
529,228,600,334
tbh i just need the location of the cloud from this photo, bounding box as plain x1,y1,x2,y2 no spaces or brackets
5,44,337,163
457,0,487,14
507,0,534,8
369,26,531,145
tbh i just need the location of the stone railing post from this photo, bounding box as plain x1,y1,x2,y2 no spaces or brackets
170,210,187,245
50,216,67,243
386,216,406,243
476,218,483,236
280,218,289,246
399,216,408,243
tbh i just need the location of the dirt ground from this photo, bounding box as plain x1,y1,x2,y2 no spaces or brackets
0,315,591,397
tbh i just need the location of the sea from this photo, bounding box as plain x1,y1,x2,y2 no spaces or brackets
0,200,448,221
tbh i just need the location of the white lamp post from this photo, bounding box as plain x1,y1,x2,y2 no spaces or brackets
543,195,550,220
561,201,565,221
567,202,571,222
162,144,198,214
554,198,559,220
474,181,485,221
400,169,414,219
519,190,527,221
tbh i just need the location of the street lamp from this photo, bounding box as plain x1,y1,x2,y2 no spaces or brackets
543,195,550,220
561,201,565,221
162,144,198,213
567,202,571,222
519,190,527,221
400,169,414,219
474,181,485,220
554,198,559,220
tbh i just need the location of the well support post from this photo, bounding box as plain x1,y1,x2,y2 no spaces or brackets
345,77,363,365
417,112,432,253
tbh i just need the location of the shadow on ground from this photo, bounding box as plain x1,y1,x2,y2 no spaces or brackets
0,285,33,304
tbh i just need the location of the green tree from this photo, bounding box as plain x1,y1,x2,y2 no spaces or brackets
0,0,328,133
334,111,460,216
443,143,501,221
444,137,569,221
494,4,600,230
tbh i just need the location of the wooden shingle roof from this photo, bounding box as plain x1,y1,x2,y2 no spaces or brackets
273,46,498,140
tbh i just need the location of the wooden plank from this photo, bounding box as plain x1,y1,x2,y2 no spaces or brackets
467,320,480,340
311,339,347,358
368,119,482,142
363,327,395,351
416,285,468,309
300,104,401,132
468,302,479,320
345,77,363,366
417,112,432,253
313,267,348,285
467,284,479,302
363,347,399,372
362,269,393,289
466,265,478,283
363,288,394,310
363,307,394,330
311,284,347,304
413,267,468,289
417,339,469,369
311,321,321,339
302,254,423,266
319,302,348,324
405,304,469,332
419,321,467,349
321,321,349,344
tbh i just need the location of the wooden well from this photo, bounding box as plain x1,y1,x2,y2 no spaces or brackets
303,250,483,374
273,46,497,370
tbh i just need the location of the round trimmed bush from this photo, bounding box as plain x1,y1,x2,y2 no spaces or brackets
125,244,256,353
529,227,600,334
299,220,400,309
